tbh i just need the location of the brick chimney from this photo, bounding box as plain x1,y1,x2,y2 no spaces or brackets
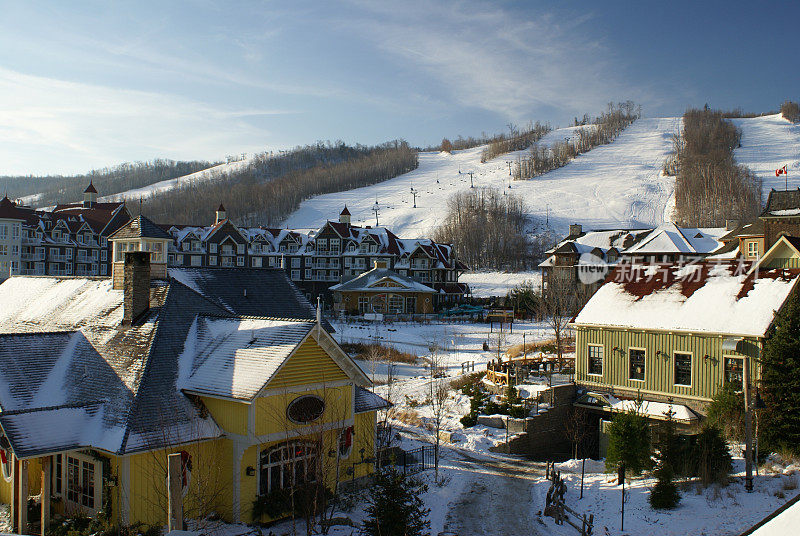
569,224,582,237
725,219,740,231
123,251,151,325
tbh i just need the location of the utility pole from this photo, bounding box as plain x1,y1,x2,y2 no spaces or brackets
410,186,418,208
372,199,380,226
744,353,754,491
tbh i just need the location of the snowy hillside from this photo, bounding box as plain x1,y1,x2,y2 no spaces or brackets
732,114,800,196
283,118,682,236
98,157,251,203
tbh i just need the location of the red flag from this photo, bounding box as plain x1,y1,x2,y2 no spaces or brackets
776,165,788,176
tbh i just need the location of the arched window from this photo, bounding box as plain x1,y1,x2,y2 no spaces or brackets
1,448,12,483
259,441,318,495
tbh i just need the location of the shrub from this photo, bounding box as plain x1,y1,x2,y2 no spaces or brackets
340,342,417,364
690,426,732,487
362,468,430,536
440,138,453,153
707,383,744,442
605,410,652,475
650,463,681,509
781,101,800,123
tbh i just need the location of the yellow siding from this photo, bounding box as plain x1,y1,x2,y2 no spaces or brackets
254,385,352,437
127,438,232,526
0,458,42,504
201,397,249,436
575,326,760,402
267,337,348,389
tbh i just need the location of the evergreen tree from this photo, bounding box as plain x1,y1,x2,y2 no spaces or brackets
761,292,800,456
707,383,744,442
605,410,652,476
690,426,732,487
649,408,681,509
362,468,430,536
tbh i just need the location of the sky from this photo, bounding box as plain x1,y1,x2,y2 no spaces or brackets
0,0,798,175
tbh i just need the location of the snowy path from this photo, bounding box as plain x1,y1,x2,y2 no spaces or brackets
442,450,545,536
284,118,681,236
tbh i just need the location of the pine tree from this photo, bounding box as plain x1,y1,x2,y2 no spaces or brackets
605,410,652,476
362,468,430,536
761,292,800,456
691,426,732,487
650,409,681,509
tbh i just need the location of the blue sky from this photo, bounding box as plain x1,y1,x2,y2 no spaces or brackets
0,0,798,175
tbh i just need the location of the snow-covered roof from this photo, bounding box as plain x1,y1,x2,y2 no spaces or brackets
354,386,391,413
578,392,698,422
623,223,726,255
0,267,330,458
573,261,800,337
179,316,315,400
330,267,435,293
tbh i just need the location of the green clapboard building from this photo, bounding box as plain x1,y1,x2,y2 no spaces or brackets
572,257,800,445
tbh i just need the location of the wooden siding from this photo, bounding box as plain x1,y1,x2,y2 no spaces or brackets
127,438,232,526
201,396,249,435
267,337,348,389
253,385,352,437
575,326,760,403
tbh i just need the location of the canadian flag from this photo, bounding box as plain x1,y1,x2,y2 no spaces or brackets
776,165,788,177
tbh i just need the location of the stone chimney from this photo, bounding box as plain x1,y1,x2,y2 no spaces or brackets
725,219,740,231
569,224,582,237
123,251,151,325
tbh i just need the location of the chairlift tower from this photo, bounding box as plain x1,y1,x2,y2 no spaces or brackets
410,186,418,208
467,171,474,188
372,200,380,226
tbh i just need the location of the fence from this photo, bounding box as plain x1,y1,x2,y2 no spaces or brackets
376,445,435,475
544,461,593,536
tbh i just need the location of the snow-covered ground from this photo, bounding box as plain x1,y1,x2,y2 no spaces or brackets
98,158,251,203
284,118,682,236
460,270,542,298
733,114,800,197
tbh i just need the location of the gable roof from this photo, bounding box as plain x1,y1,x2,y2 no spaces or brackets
573,261,800,337
623,223,725,256
84,182,98,194
330,267,435,293
179,316,316,400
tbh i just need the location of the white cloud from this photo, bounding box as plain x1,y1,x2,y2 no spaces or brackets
0,67,293,175
341,0,645,122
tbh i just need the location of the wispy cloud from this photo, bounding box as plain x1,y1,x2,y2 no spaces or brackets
0,67,292,175
340,0,646,122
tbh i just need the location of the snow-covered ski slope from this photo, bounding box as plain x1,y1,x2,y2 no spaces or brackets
98,158,252,203
732,114,800,196
284,118,682,236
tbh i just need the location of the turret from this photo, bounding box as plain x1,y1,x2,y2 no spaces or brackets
215,204,227,224
83,181,98,208
339,205,351,225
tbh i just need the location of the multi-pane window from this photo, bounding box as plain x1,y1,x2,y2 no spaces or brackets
725,357,744,390
629,349,645,381
66,456,96,509
388,295,404,314
358,297,370,314
259,442,318,495
0,224,7,239
588,345,603,375
746,241,759,258
674,352,692,386
291,270,300,280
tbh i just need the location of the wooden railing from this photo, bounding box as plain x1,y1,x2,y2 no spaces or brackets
544,461,594,536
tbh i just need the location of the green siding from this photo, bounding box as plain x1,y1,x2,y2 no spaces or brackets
762,257,800,269
575,326,760,401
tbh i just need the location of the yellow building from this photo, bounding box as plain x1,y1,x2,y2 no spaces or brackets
0,227,387,533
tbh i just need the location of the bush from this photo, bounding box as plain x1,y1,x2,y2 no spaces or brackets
690,426,732,487
440,138,453,153
362,468,430,536
649,463,680,509
47,516,160,536
605,410,652,476
707,384,744,441
781,101,800,123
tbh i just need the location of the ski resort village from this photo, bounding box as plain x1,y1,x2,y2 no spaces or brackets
2,3,800,536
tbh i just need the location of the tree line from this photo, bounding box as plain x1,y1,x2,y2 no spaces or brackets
513,101,640,180
479,122,552,162
671,107,762,227
433,187,534,271
140,141,418,226
1,159,215,207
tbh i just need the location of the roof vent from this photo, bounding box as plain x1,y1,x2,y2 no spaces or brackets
694,233,703,238
131,219,139,229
